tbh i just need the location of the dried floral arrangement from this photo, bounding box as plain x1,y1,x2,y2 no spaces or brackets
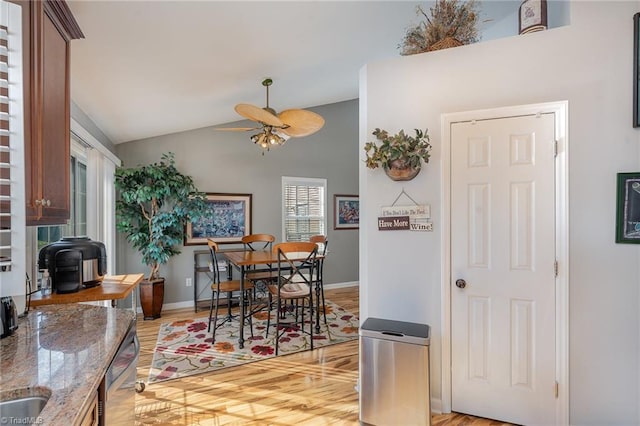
399,0,480,56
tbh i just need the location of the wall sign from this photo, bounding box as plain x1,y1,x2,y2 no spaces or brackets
377,189,433,232
378,216,411,231
380,205,430,217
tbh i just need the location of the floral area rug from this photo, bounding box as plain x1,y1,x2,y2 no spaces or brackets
148,300,359,383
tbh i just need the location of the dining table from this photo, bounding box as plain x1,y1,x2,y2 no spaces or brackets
223,249,325,349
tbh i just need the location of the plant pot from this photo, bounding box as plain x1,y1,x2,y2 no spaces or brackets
384,159,421,181
139,278,165,320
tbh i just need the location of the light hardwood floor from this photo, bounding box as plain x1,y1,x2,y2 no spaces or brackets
135,286,512,425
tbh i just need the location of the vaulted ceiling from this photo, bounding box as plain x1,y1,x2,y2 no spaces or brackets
68,1,519,144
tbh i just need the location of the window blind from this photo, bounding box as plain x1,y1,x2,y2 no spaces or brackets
282,177,326,242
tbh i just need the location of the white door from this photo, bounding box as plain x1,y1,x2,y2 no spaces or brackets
451,114,557,425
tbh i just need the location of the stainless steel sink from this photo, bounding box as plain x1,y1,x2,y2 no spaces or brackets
0,395,49,420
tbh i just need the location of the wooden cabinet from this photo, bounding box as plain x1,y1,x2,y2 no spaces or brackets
10,0,83,225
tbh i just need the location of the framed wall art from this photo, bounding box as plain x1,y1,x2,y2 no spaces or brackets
334,194,359,230
519,0,547,35
634,13,640,127
615,173,640,244
185,193,252,245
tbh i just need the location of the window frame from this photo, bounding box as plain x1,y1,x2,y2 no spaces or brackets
35,138,88,251
69,136,88,237
281,176,327,242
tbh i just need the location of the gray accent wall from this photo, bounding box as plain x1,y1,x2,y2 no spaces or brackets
115,99,359,305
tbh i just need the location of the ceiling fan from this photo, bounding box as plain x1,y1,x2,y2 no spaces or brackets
217,78,325,153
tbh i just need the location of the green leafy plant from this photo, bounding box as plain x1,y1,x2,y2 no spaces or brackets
364,128,432,171
399,0,480,56
115,152,207,280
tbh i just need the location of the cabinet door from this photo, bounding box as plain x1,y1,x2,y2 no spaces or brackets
21,0,82,225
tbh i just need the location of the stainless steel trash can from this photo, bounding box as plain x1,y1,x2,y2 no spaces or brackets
359,317,431,426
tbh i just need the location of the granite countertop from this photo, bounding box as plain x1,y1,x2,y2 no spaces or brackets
0,303,135,425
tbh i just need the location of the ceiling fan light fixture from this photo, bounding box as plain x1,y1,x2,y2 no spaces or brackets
223,78,324,153
250,127,285,153
265,126,286,146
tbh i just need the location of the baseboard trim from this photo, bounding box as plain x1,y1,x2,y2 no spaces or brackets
158,300,197,312
324,281,359,289
140,281,360,314
431,398,443,415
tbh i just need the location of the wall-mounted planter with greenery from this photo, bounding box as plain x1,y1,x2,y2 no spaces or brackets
364,128,432,181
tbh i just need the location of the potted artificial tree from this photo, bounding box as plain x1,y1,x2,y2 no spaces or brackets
364,128,432,181
115,152,206,320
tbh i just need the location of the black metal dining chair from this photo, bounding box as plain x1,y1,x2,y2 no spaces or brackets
207,239,254,343
266,241,318,355
309,235,328,330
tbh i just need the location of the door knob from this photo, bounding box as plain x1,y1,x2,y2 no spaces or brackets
455,279,467,289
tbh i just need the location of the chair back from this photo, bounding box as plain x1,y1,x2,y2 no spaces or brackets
309,235,328,255
242,234,276,251
273,242,318,289
207,239,223,284
308,235,327,282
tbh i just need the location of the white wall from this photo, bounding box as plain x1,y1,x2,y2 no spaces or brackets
360,2,640,423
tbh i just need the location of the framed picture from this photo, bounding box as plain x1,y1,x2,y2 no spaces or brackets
634,13,640,127
334,194,359,230
518,0,547,35
185,193,252,245
616,173,640,243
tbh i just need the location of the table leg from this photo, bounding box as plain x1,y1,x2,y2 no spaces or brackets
315,268,321,333
239,265,245,349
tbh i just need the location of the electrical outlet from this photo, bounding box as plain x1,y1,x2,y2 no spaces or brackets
185,278,192,287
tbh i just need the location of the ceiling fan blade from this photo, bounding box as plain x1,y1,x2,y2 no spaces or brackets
235,103,284,127
215,126,259,131
278,109,325,137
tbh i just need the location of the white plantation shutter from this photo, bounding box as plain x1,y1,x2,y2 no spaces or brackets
0,0,25,290
282,177,326,242
0,25,10,269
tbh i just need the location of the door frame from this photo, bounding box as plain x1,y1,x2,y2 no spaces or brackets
440,101,569,424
